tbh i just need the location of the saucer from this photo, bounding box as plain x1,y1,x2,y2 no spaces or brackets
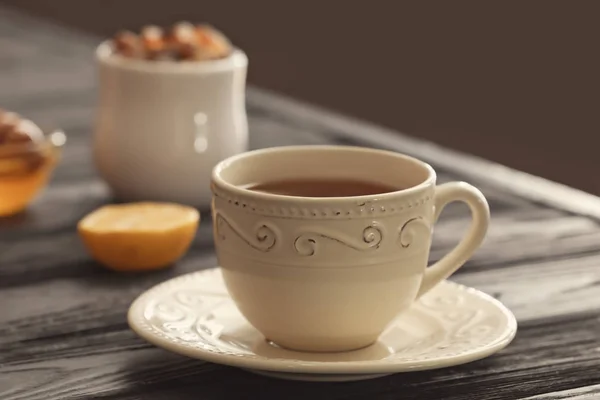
128,268,517,382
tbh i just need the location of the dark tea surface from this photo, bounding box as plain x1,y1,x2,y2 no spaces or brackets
244,178,398,197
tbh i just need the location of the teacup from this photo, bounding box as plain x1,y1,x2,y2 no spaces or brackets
211,145,489,352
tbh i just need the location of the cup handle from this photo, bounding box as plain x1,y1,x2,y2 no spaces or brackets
417,182,490,298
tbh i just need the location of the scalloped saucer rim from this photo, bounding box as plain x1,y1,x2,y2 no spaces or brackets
128,267,517,380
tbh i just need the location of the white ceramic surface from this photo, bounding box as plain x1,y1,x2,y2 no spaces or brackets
128,268,517,382
211,145,490,352
94,42,248,207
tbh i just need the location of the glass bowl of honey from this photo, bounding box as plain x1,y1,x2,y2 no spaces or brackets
0,110,66,216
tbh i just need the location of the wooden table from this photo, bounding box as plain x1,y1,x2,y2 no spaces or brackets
1,7,600,400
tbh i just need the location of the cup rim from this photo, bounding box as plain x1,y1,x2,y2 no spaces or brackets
95,40,248,74
211,145,436,204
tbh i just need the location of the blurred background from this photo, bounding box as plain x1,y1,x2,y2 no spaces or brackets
2,0,598,194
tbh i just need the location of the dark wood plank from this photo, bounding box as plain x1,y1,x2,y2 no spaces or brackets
2,309,600,400
1,5,600,400
521,386,600,400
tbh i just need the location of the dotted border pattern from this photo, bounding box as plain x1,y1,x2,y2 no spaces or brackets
211,189,432,219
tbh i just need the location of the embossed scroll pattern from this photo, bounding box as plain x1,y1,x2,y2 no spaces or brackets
215,212,277,252
293,225,383,256
398,217,431,248
215,212,432,256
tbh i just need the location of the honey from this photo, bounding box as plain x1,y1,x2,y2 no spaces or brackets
0,110,63,216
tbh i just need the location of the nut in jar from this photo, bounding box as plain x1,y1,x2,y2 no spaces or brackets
111,22,233,61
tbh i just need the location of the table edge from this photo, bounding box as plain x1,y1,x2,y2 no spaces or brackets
247,88,600,221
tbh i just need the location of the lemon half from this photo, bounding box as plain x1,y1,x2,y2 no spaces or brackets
78,202,199,271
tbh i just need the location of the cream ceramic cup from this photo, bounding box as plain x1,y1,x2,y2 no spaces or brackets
94,42,248,208
211,145,490,352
